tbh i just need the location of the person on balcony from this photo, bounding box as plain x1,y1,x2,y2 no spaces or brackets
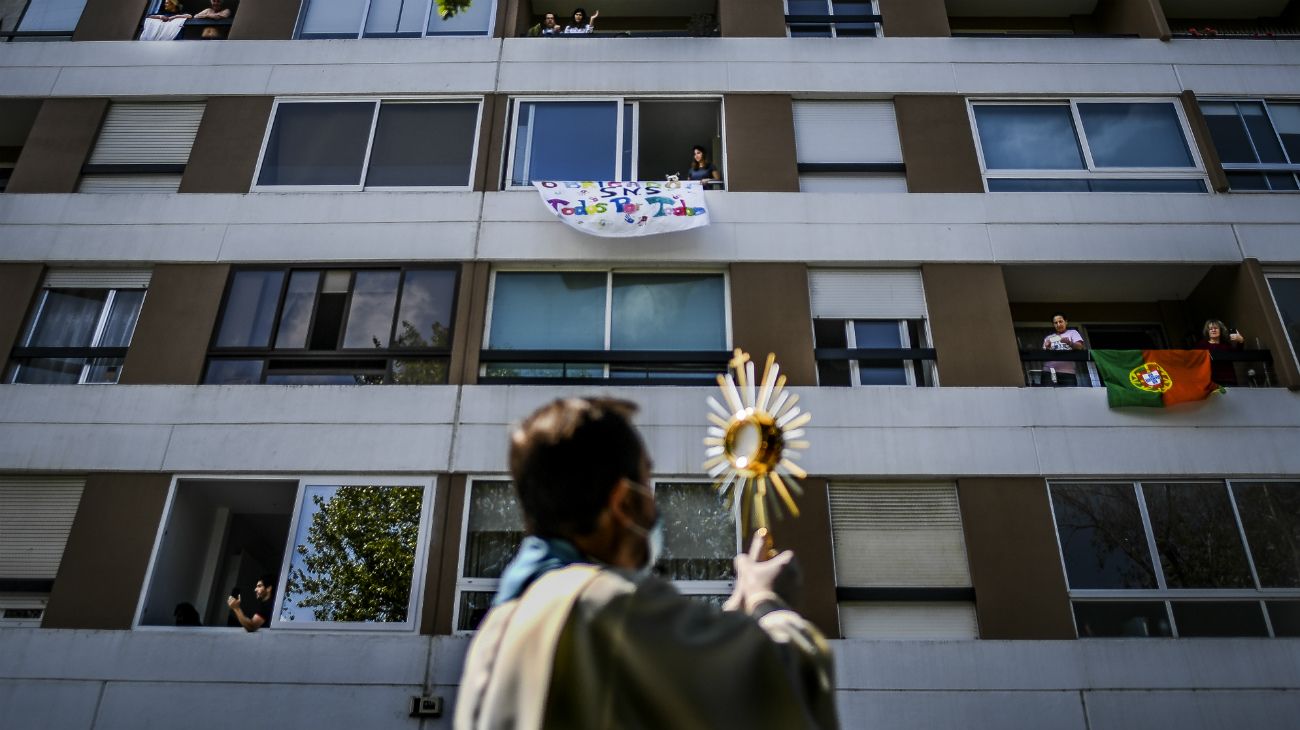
1195,319,1245,386
526,12,561,37
193,0,232,38
563,7,598,34
138,0,191,41
689,145,722,189
1042,312,1085,386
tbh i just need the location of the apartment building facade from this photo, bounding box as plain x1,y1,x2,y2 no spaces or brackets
2,0,1300,727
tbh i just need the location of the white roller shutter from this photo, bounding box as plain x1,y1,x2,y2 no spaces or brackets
839,601,979,640
0,478,84,580
793,101,902,164
43,269,151,289
78,175,188,194
86,103,205,166
829,482,971,587
809,270,927,320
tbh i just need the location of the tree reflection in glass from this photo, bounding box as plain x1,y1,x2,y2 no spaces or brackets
654,482,736,581
282,484,424,623
464,480,525,580
1232,481,1300,588
1050,483,1157,589
1142,482,1253,589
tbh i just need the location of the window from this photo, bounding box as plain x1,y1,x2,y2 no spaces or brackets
1049,480,1300,638
1267,274,1300,368
138,476,435,630
78,103,205,193
793,101,905,192
204,266,457,385
786,0,879,37
971,100,1207,192
1200,100,1300,192
454,479,737,632
506,98,723,187
0,477,83,628
481,270,729,383
254,99,481,190
808,270,935,386
5,270,149,384
2,0,87,40
296,0,495,37
829,482,977,639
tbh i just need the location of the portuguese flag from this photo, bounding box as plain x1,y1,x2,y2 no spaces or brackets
1091,350,1223,408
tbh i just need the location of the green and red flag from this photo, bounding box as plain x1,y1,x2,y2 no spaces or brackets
1091,349,1224,408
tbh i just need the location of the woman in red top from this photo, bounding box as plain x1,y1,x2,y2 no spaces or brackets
1195,319,1244,386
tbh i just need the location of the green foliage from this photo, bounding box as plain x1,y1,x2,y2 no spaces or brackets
436,0,474,19
284,485,424,622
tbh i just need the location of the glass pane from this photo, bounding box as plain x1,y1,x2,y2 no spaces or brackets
1171,601,1269,637
831,0,874,35
274,271,320,349
342,270,400,349
814,319,851,386
973,105,1085,170
83,357,126,384
1240,102,1286,164
393,269,456,349
1142,482,1253,589
300,0,366,36
1232,481,1300,588
1049,483,1158,589
987,178,1090,192
428,0,493,35
15,0,87,31
1073,602,1172,638
1266,173,1299,191
363,0,425,36
488,272,605,350
1200,102,1260,164
1227,172,1270,191
24,289,107,347
257,102,374,186
265,373,368,385
854,320,907,385
655,482,736,581
1086,179,1205,193
282,484,424,624
484,362,604,379
1269,277,1300,364
1077,103,1194,168
97,290,145,347
1267,601,1300,637
216,271,285,348
389,358,448,384
1270,103,1300,162
11,357,84,384
366,103,478,187
511,102,618,185
611,274,726,351
787,0,829,11
202,359,264,384
464,480,525,579
456,590,494,631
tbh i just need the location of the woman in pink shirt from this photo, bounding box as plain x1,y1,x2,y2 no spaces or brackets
1042,312,1085,386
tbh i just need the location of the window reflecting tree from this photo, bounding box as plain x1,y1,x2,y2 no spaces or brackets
1142,482,1253,589
1233,482,1300,588
1050,483,1158,589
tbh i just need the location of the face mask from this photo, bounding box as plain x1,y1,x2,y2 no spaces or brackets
625,481,664,578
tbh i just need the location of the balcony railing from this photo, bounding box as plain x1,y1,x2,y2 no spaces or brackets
786,13,882,37
478,349,731,385
1020,349,1278,388
813,347,938,387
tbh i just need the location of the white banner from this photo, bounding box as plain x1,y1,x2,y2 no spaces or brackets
534,181,711,238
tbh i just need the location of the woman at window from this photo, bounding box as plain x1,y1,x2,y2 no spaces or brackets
688,145,722,189
138,0,191,41
564,7,598,34
1195,319,1245,386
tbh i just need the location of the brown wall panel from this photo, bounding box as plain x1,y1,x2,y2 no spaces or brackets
72,0,142,40
0,265,44,363
448,261,483,385
722,95,800,192
179,97,275,193
455,261,492,385
229,0,302,40
499,0,531,37
923,264,1023,387
1187,261,1300,389
120,264,231,385
1095,0,1170,39
957,477,1076,640
473,95,504,192
43,473,172,630
1181,90,1229,193
718,0,785,37
895,95,985,193
729,263,817,386
878,0,950,37
774,478,840,638
428,474,469,635
6,99,107,194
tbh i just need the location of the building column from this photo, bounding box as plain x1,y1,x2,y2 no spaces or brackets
498,0,533,38
473,94,507,193
1094,0,1170,40
894,95,985,193
426,474,468,634
775,477,840,638
0,265,44,363
718,0,785,37
877,0,950,37
5,99,107,194
957,477,1076,640
179,97,275,193
120,265,231,385
722,95,800,192
1180,90,1229,193
72,0,142,40
729,263,817,386
922,264,1025,387
451,262,492,385
229,0,303,40
42,473,173,630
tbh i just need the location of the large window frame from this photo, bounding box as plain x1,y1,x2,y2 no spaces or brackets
503,96,726,189
1199,98,1300,192
1048,479,1300,639
135,474,437,633
1266,270,1300,368
968,98,1209,193
251,97,484,192
784,0,882,38
0,0,87,40
293,0,497,38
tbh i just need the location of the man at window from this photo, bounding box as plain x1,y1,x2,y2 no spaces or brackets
226,574,275,632
455,398,836,730
1042,312,1086,386
526,13,560,36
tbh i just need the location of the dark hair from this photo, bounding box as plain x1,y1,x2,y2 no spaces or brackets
173,602,201,626
509,398,646,538
258,573,277,590
691,145,710,169
572,7,586,21
1051,312,1069,322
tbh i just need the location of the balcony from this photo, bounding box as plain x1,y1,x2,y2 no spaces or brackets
520,0,719,38
1164,0,1300,40
945,0,1137,38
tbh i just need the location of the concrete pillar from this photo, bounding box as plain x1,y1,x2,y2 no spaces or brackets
722,95,800,192
878,0,950,37
179,97,275,193
0,264,44,363
895,95,985,193
729,263,817,387
120,265,231,385
718,0,786,37
6,99,107,193
922,264,1025,387
229,0,303,40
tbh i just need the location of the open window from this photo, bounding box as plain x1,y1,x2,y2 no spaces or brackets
139,476,435,630
1164,0,1300,39
523,1,719,37
296,0,495,38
